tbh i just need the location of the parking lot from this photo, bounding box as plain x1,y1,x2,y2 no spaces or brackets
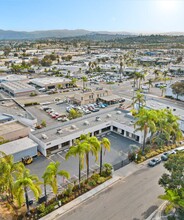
27,132,140,200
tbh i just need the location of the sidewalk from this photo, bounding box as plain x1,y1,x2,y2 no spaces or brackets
40,175,121,220
40,162,146,220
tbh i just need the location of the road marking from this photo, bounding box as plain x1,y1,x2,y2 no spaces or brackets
57,152,66,160
48,155,55,162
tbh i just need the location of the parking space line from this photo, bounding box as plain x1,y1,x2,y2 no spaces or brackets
48,155,55,162
95,163,100,167
57,152,65,160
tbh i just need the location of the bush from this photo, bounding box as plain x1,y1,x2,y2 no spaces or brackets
101,163,113,177
64,184,73,197
91,173,100,182
24,102,39,106
97,177,105,184
37,203,45,213
88,179,97,187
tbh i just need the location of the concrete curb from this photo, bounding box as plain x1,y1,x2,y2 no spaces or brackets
40,175,121,220
146,201,167,220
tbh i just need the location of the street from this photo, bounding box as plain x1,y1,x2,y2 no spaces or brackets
58,162,165,220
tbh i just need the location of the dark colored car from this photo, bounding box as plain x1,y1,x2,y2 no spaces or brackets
161,150,176,161
148,158,161,167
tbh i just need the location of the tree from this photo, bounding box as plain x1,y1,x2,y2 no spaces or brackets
41,120,46,127
159,152,184,218
134,108,157,153
80,134,100,179
132,91,145,109
162,70,168,83
99,138,111,176
82,76,88,90
160,85,166,97
171,81,184,100
43,161,70,199
68,108,82,120
145,79,153,91
0,154,24,202
71,78,77,87
13,168,42,213
154,69,160,79
31,58,39,65
65,140,89,188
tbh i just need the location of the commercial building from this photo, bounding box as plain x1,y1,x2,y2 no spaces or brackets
0,121,30,141
0,137,38,163
0,81,36,97
30,77,72,89
73,89,112,105
30,109,142,156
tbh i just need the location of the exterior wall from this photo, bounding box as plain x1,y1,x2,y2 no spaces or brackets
13,146,37,163
30,119,144,156
29,133,47,156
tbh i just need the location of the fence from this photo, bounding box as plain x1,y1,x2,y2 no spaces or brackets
113,158,130,171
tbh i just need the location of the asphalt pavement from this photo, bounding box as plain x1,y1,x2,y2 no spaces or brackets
59,162,165,220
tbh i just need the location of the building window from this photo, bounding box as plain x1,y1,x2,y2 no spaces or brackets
121,130,124,135
101,126,111,133
62,141,70,148
113,126,118,132
126,131,130,137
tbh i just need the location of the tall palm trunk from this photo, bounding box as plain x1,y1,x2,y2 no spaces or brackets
24,187,30,213
86,153,89,179
44,183,47,202
100,147,103,176
79,157,81,189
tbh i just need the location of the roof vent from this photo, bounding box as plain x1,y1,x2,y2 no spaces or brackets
41,134,48,139
57,129,63,134
71,125,77,130
107,114,111,118
84,120,89,125
96,116,101,121
116,111,121,115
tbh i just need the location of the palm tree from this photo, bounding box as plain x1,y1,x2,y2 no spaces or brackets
13,168,42,213
82,76,88,90
42,171,51,203
132,91,145,109
80,134,100,179
154,69,160,79
43,161,70,199
65,140,89,188
160,85,166,97
163,70,168,83
134,108,157,153
138,73,145,89
99,138,111,176
0,154,24,202
146,79,153,91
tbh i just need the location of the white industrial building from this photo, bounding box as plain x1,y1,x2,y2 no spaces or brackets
0,81,36,97
30,109,142,156
30,77,72,89
0,137,38,163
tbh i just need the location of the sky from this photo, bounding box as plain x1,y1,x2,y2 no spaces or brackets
0,0,184,33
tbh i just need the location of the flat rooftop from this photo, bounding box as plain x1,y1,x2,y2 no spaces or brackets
146,100,184,121
1,81,35,93
30,77,71,86
0,137,38,155
0,121,27,136
33,109,135,143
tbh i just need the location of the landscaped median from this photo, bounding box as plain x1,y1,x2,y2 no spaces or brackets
39,175,121,220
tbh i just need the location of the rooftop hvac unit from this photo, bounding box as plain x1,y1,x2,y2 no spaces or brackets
71,125,77,130
96,116,101,121
116,111,121,115
57,129,63,134
84,120,89,125
106,114,111,118
41,134,48,139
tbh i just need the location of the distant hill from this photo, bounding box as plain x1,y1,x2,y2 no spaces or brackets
0,29,133,40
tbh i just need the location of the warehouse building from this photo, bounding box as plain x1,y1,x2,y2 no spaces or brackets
30,77,72,89
0,137,38,163
30,109,142,156
0,81,36,97
0,121,30,141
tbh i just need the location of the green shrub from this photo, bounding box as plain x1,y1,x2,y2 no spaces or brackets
64,184,73,197
88,179,97,187
101,163,113,177
97,177,105,184
37,203,45,213
91,173,100,182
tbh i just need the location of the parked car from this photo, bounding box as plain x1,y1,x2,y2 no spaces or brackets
148,158,161,167
161,150,176,161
